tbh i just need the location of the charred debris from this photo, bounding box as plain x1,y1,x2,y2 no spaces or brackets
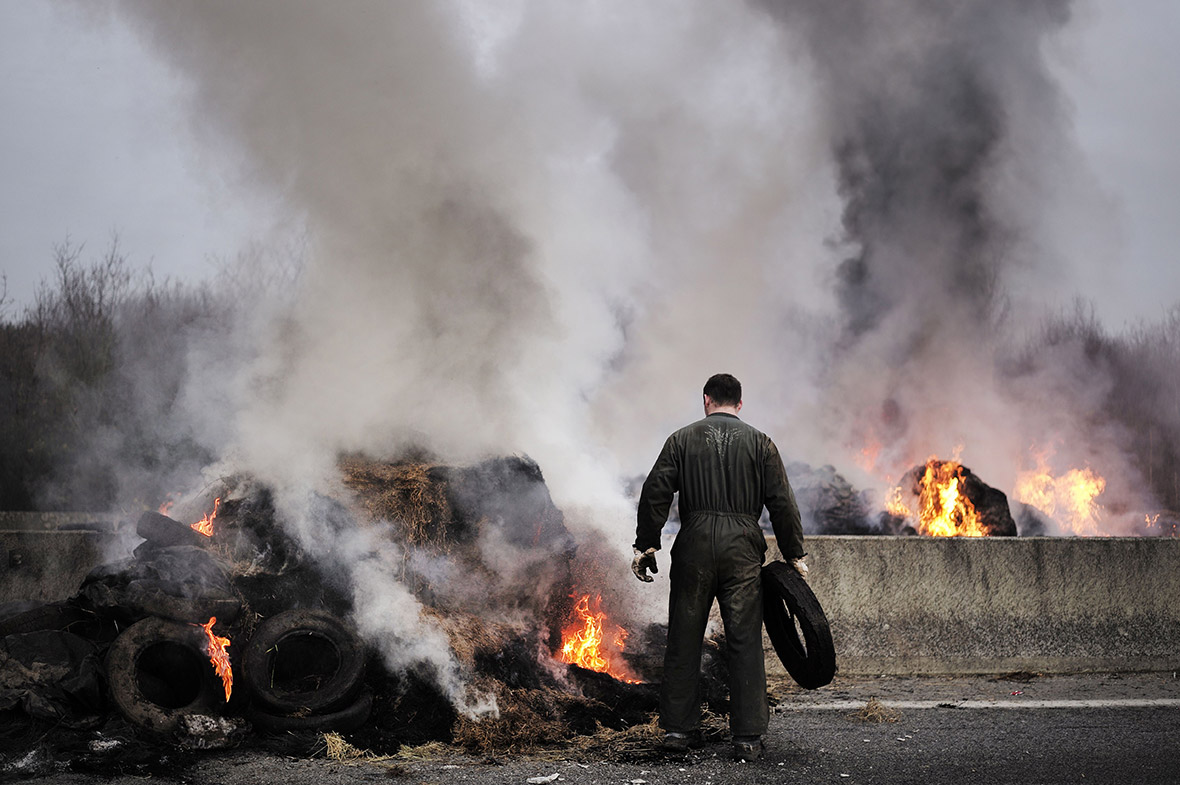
0,454,732,778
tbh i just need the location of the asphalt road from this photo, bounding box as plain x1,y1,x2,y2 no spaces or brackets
9,673,1180,785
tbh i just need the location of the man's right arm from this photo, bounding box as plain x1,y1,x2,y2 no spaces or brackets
635,436,679,552
764,439,805,560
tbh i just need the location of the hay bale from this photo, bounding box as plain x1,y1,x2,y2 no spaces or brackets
339,457,456,550
452,679,573,755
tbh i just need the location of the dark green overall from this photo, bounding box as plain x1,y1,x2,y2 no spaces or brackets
635,412,803,736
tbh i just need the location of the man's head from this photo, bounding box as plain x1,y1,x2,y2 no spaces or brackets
703,373,742,415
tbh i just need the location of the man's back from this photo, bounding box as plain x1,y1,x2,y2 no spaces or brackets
635,412,803,559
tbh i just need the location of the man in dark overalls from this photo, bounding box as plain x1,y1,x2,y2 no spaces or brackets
632,373,806,761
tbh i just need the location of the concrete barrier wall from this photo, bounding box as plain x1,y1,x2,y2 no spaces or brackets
1,530,125,604
768,535,1180,675
4,518,1178,674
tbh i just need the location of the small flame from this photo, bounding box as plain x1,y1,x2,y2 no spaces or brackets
190,497,221,537
1145,513,1178,537
916,458,987,537
199,616,232,702
559,594,640,683
884,484,912,519
158,497,175,516
1014,450,1106,535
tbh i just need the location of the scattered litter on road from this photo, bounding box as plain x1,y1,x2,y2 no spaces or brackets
526,774,560,784
1011,691,1024,696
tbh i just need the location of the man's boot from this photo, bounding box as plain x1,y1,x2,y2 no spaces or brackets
732,735,764,762
660,730,704,753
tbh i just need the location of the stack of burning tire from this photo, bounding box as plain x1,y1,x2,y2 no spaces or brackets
99,508,372,736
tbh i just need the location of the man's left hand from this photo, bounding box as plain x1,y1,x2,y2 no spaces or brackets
791,557,809,579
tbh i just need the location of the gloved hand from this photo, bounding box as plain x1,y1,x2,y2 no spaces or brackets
632,547,659,582
791,557,809,579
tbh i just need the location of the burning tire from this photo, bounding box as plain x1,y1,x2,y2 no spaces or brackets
247,687,373,734
136,510,211,548
106,616,225,733
241,609,366,716
761,561,836,689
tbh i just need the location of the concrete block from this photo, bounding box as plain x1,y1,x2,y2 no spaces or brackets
0,529,125,604
767,535,1180,675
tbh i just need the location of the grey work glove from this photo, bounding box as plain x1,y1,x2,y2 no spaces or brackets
632,547,659,582
791,557,809,579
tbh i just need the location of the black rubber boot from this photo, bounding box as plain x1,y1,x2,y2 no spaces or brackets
733,735,764,762
660,730,704,753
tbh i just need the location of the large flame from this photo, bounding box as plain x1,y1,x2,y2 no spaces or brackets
888,457,987,537
559,594,640,683
917,459,987,537
199,616,232,702
1015,451,1106,535
190,497,222,537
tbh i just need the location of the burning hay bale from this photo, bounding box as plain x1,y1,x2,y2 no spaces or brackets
889,458,1017,537
339,456,456,549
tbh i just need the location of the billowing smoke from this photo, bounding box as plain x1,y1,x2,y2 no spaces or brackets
750,0,1168,531
754,0,1073,476
43,0,1178,708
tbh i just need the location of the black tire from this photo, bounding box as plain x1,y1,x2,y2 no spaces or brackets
242,609,366,716
135,590,243,626
105,616,225,733
137,510,211,548
0,601,86,637
762,561,836,689
247,688,373,734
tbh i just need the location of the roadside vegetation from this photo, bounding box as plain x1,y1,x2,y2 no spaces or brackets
1,240,1176,517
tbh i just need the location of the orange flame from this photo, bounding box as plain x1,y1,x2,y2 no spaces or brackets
559,594,640,683
1144,513,1177,537
199,616,232,702
1015,451,1106,535
915,459,987,537
856,438,882,474
190,497,221,537
884,484,912,519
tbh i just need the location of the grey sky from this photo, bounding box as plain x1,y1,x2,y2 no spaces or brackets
0,1,277,311
1,0,1177,326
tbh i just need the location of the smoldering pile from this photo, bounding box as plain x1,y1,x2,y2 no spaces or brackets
0,454,735,778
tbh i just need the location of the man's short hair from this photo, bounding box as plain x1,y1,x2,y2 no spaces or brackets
703,373,742,406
